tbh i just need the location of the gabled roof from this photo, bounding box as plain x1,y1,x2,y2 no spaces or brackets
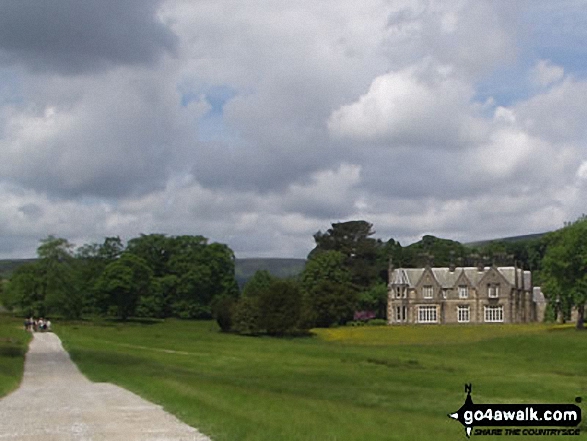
432,268,461,288
462,267,490,286
390,266,529,289
497,267,516,286
390,268,412,286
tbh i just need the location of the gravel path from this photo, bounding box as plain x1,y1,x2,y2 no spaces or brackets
0,332,211,441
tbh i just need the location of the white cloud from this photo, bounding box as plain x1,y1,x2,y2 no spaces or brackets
328,61,475,146
0,0,586,259
531,60,564,87
0,66,209,197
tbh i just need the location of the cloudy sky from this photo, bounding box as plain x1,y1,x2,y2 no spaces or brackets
1,0,586,259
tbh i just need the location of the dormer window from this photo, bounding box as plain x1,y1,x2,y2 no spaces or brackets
395,286,407,299
488,283,500,298
423,285,433,299
458,285,469,299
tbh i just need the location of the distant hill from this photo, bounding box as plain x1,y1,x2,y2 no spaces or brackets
465,232,548,248
235,258,306,288
0,258,36,279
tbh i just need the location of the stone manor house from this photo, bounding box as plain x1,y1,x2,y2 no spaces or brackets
387,262,546,325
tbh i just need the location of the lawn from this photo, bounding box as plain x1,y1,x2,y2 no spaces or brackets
0,315,32,398
51,320,586,440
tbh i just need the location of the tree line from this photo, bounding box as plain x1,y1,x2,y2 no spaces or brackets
1,218,585,331
223,218,583,332
1,234,238,321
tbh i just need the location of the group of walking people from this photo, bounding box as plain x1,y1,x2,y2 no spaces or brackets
24,317,51,332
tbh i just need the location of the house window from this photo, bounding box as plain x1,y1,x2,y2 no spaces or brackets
484,305,504,322
423,285,433,299
418,305,437,323
396,306,408,322
457,306,470,323
395,286,407,299
488,284,500,298
458,285,469,299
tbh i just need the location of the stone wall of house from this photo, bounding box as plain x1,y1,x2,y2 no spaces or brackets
388,265,541,325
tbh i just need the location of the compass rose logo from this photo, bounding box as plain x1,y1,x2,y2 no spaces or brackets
448,383,475,438
448,383,582,438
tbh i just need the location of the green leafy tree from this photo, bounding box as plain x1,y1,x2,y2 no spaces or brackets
302,251,357,327
310,221,380,288
125,234,238,319
302,251,352,288
4,263,44,315
73,236,124,315
242,270,275,298
402,235,469,267
357,283,388,319
541,219,587,329
211,295,237,332
258,279,305,335
140,274,177,318
232,296,262,335
376,238,403,281
127,234,174,278
0,276,5,310
308,279,356,327
96,253,152,320
37,236,80,318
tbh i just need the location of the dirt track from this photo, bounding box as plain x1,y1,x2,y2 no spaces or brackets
0,332,211,440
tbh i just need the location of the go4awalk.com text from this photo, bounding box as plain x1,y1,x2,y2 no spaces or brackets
448,384,582,437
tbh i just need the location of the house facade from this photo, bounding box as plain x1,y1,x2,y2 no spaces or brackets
387,263,546,325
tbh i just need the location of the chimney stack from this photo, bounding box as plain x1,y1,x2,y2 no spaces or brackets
477,257,485,272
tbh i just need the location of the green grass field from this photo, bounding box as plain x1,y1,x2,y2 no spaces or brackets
0,315,32,397
50,320,586,440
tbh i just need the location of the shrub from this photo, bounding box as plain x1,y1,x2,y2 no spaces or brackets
211,295,236,332
366,318,387,326
232,296,262,335
308,279,357,327
258,279,303,336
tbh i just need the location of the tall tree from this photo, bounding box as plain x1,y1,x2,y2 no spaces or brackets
541,219,587,329
302,251,357,327
127,234,174,278
258,279,305,335
96,253,152,320
37,236,80,318
310,220,380,288
4,263,44,315
241,270,274,298
73,236,124,315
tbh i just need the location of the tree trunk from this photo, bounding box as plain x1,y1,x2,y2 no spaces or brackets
576,304,585,330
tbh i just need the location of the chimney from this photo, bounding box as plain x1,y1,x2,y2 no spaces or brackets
477,257,485,272
388,257,394,285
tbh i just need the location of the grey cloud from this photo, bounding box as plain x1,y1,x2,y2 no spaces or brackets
0,69,202,199
0,234,37,258
0,0,586,260
18,203,43,220
0,0,177,74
